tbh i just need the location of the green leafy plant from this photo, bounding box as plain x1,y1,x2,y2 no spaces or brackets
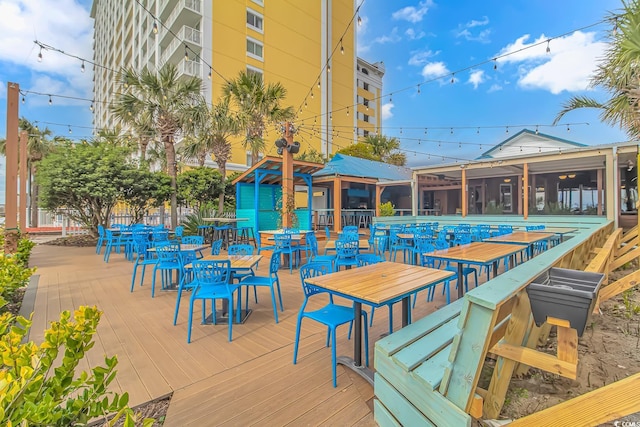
0,306,151,426
0,254,34,311
15,235,36,268
621,289,640,318
485,201,504,214
180,205,218,236
379,201,395,217
275,194,299,229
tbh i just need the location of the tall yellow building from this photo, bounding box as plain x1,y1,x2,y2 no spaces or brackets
91,0,382,172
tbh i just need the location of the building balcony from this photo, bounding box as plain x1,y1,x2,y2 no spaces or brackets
163,0,202,34
160,25,202,65
178,59,202,78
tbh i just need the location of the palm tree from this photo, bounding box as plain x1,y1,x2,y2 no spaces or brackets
363,134,407,166
554,1,640,138
223,71,294,165
183,98,241,213
0,118,55,227
112,64,203,228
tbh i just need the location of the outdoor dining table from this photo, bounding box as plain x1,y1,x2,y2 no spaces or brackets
324,239,370,252
485,231,556,258
304,261,454,385
427,242,526,298
185,254,263,324
526,227,578,242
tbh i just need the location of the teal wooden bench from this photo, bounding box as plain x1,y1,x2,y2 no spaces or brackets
374,220,613,426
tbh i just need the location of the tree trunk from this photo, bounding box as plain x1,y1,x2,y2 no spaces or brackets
140,138,149,164
218,161,227,213
164,137,178,229
30,162,38,228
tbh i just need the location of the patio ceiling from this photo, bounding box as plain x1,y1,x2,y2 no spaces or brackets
232,156,324,186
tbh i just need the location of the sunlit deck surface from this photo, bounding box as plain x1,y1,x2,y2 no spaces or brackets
27,242,470,426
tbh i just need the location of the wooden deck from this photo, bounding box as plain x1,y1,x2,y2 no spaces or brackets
27,243,482,425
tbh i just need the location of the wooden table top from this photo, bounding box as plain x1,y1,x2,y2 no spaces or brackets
148,244,209,253
428,242,525,264
485,231,556,245
304,261,454,306
202,218,249,223
192,254,262,269
260,229,313,235
324,239,370,250
525,227,577,235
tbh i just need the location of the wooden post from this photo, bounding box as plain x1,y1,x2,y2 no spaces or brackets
523,163,529,220
375,185,382,217
19,130,28,230
637,150,640,232
281,122,294,228
5,82,19,254
597,169,603,216
334,177,342,231
461,167,467,217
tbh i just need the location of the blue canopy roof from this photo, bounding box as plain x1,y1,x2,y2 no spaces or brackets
312,154,412,181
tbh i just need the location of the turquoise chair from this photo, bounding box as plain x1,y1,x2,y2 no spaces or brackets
96,225,106,254
151,243,183,298
293,262,369,387
274,234,299,274
239,251,284,323
187,260,239,343
130,235,157,293
210,239,224,255
306,233,336,270
334,240,359,271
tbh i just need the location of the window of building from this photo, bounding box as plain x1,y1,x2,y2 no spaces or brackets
363,130,369,137
363,98,369,108
363,114,369,123
246,9,263,32
246,151,264,166
252,0,264,5
246,37,263,60
363,82,369,91
361,68,369,75
246,65,263,77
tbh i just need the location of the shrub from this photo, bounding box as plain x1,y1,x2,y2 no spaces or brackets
379,201,395,216
0,306,150,426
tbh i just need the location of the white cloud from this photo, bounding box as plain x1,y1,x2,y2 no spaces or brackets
496,31,605,94
381,102,394,120
408,50,435,66
357,15,369,36
455,16,491,43
468,70,485,89
392,1,432,23
421,61,450,80
405,28,426,40
0,81,6,99
488,83,503,93
373,27,402,44
0,0,94,97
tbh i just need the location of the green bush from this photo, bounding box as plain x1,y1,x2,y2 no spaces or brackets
0,255,34,310
0,306,151,426
15,237,36,268
379,201,395,216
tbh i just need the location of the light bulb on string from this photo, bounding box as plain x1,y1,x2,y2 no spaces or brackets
37,47,43,62
506,126,509,134
477,127,480,134
317,80,321,89
424,128,427,135
340,39,344,55
546,40,551,54
81,60,85,73
520,145,523,152
567,124,570,133
90,101,94,112
346,107,349,116
493,59,497,70
451,73,455,84
357,15,362,26
535,125,539,135
153,21,158,34
327,64,331,73
184,45,189,61
48,95,52,105
389,93,393,103
458,142,462,149
310,91,314,99
208,67,212,79
450,127,453,135
21,96,25,104
417,84,421,94
399,127,402,134
68,126,72,134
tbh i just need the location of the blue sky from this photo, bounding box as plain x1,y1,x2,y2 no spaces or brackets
0,0,630,186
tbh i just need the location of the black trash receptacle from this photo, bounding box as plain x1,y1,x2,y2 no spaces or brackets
526,267,604,337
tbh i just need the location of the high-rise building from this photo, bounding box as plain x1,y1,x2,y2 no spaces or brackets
90,0,381,171
356,57,385,138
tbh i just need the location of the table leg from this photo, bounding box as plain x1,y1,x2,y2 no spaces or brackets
354,302,362,367
401,297,410,327
457,262,464,298
492,261,498,278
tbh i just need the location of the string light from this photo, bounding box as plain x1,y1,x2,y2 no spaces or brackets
389,93,393,103
493,59,497,70
567,124,571,133
535,125,539,134
506,126,509,134
90,101,94,112
340,39,344,55
417,84,421,94
546,40,551,54
317,80,321,89
208,67,212,79
152,21,158,34
81,60,85,73
184,45,189,61
451,73,455,84
310,91,314,99
68,126,72,134
327,64,331,73
450,128,453,135
48,95,52,105
346,107,349,116
21,96,25,104
357,15,362,26
37,47,43,62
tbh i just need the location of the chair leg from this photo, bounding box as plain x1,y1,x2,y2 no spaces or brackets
331,326,338,387
187,297,195,343
268,286,279,323
293,316,303,364
276,279,284,311
130,264,138,292
388,305,394,335
227,297,234,342
173,289,183,326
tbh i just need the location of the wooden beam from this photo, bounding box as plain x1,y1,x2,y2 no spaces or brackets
334,177,342,231
616,237,638,257
509,373,640,427
490,342,577,379
281,123,294,228
584,228,621,274
596,269,640,303
461,168,467,217
621,225,637,244
610,245,640,271
597,168,603,216
4,82,19,254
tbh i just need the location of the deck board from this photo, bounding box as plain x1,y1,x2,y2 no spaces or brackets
26,242,494,424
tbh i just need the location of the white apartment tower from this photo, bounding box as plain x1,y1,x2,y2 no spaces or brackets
90,0,209,130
